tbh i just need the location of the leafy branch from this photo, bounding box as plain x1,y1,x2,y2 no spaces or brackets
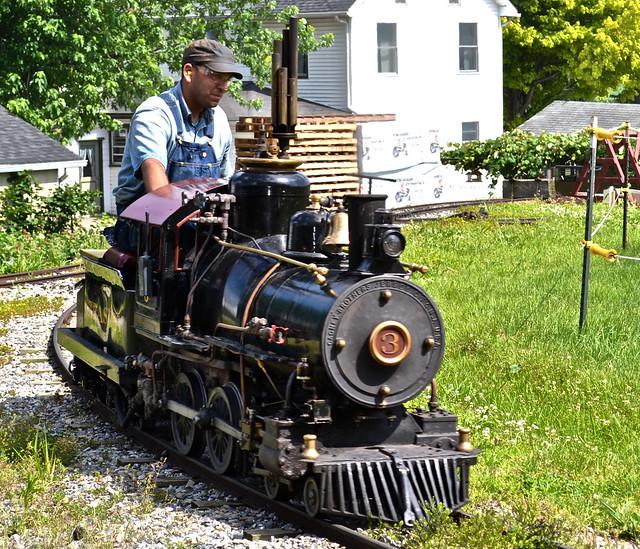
441,130,590,186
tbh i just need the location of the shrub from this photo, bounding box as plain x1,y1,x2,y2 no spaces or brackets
42,181,100,233
441,130,590,186
0,170,99,234
2,171,43,233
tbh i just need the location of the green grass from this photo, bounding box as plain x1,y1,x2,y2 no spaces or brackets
0,411,169,547
385,198,640,547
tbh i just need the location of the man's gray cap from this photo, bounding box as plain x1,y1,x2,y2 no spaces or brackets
183,39,243,80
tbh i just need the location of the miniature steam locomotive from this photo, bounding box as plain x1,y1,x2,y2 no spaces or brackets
57,159,478,524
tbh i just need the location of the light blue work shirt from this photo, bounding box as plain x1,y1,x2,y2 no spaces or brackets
114,82,233,208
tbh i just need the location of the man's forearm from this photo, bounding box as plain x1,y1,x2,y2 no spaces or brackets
141,158,170,193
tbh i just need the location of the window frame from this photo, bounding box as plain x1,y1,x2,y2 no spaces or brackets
298,51,309,79
377,22,398,75
109,123,130,167
459,22,478,72
462,121,479,142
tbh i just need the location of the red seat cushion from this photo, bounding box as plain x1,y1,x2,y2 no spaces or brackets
103,246,137,270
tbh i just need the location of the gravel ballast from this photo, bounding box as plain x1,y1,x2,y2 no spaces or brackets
0,278,345,549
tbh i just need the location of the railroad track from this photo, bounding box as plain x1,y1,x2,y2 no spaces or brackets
392,197,534,224
0,264,84,288
51,306,397,549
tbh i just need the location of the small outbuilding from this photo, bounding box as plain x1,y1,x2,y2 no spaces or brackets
0,105,85,190
518,100,640,135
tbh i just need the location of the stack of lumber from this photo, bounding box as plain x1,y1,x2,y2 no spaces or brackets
234,114,395,196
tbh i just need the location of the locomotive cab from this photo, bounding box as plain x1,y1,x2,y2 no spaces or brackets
116,178,230,337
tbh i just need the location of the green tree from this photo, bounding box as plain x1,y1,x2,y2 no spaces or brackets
504,0,640,126
0,0,332,142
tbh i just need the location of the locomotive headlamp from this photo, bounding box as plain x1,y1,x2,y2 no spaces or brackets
379,229,405,258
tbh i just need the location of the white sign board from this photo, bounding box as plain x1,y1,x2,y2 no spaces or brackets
357,122,500,208
357,122,440,173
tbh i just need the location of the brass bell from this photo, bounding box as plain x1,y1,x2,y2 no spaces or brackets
322,209,350,249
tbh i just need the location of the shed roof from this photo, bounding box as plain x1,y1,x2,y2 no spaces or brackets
519,100,640,135
0,105,85,173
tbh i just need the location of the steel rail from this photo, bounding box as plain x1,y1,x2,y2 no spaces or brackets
0,264,84,288
392,197,533,224
51,306,396,549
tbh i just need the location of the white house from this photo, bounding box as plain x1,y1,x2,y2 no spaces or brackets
272,0,519,145
263,0,519,205
82,0,519,213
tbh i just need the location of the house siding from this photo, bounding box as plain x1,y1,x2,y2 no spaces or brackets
299,18,349,110
342,0,505,144
263,18,349,111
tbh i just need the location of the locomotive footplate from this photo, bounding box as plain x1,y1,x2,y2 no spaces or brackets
305,445,478,525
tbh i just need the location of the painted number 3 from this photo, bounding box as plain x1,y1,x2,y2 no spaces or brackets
380,330,401,355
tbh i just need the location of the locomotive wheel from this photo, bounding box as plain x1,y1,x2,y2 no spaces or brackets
206,383,242,474
170,371,207,457
106,382,128,427
264,472,289,501
302,475,322,517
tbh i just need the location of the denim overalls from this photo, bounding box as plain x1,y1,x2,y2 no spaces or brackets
162,91,222,183
111,93,221,252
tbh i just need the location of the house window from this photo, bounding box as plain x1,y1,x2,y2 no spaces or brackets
462,121,479,142
450,0,460,4
396,0,406,3
109,124,129,166
377,23,398,74
298,51,309,79
459,23,478,71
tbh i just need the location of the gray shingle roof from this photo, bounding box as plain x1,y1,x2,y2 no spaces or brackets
0,105,83,170
219,82,349,122
275,0,356,13
518,101,640,135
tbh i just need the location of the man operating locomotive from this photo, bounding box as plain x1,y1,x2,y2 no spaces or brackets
110,39,242,251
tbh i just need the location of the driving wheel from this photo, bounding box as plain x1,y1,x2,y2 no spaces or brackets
170,371,207,457
206,383,242,473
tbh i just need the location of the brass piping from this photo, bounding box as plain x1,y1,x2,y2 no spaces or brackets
239,261,282,416
213,236,337,296
400,262,429,274
215,322,249,334
174,210,200,270
256,359,284,400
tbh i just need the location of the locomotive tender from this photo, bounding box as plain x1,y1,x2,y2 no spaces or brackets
57,159,478,525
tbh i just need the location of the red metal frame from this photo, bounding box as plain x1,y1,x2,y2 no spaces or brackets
574,131,640,195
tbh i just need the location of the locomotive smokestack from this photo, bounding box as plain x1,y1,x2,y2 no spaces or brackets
271,17,299,158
